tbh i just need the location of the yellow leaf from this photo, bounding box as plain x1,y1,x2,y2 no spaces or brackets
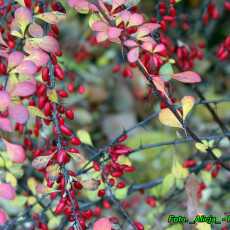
159,108,182,128
181,96,195,120
28,106,47,119
117,155,132,166
5,172,17,187
47,89,58,103
33,204,43,213
195,142,208,153
212,148,222,158
77,130,93,145
27,177,38,194
48,217,62,229
35,11,66,24
11,30,24,38
27,196,36,205
46,164,60,182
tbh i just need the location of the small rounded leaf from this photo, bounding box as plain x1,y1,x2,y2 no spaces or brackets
127,47,139,63
8,104,29,124
93,217,112,230
0,183,16,200
2,139,26,163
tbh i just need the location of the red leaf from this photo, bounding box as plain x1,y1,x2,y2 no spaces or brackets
0,183,16,200
0,209,8,225
14,60,37,75
0,91,10,112
8,51,24,70
128,13,144,27
93,218,112,230
92,21,108,31
11,80,36,97
39,36,60,53
0,117,12,132
108,27,122,39
172,71,201,83
8,104,29,124
2,139,26,163
127,47,139,63
28,23,44,38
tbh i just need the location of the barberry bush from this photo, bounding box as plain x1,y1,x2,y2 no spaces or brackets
0,0,230,229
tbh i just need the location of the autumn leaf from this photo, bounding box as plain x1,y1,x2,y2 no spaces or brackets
28,23,44,38
93,217,112,230
8,104,29,124
127,47,139,63
172,71,201,83
2,139,26,163
28,106,47,119
35,11,66,24
159,108,182,128
0,117,13,132
0,91,10,112
32,154,54,170
0,183,16,200
181,96,195,120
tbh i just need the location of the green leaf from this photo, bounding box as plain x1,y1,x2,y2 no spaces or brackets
196,222,211,230
48,217,62,229
200,171,212,185
89,13,101,29
28,106,47,119
47,89,58,103
15,0,25,6
172,156,188,180
159,63,174,80
114,186,128,200
161,174,175,196
195,142,208,153
77,130,93,146
212,148,222,158
166,224,183,230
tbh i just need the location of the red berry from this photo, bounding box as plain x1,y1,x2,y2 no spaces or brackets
24,0,32,8
98,189,106,197
65,109,74,120
145,196,157,207
78,85,85,94
42,67,49,81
